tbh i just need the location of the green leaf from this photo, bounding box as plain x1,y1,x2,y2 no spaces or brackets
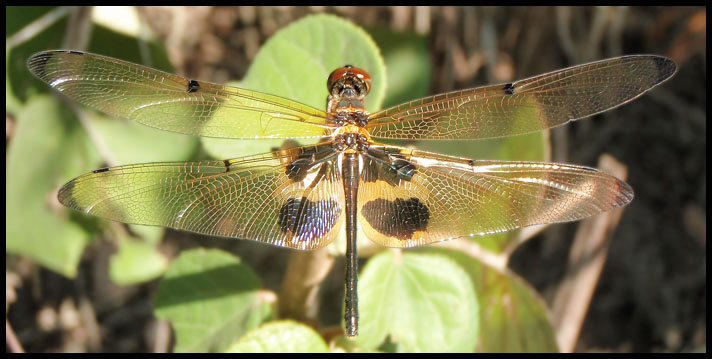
434,249,559,353
127,223,164,246
202,13,386,159
9,8,191,278
225,320,329,353
111,224,168,285
154,248,267,352
355,251,479,352
109,236,168,285
6,95,99,277
245,13,386,112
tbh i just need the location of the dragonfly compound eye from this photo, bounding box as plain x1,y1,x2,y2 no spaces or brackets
327,66,371,95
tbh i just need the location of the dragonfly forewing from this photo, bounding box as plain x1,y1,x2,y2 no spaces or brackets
367,55,676,140
27,50,333,139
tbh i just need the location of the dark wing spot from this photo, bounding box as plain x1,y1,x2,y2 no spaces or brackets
391,159,416,182
284,148,322,182
362,149,417,186
285,158,314,182
223,160,231,172
187,79,201,93
92,167,110,173
503,83,515,95
279,198,301,233
278,197,341,241
361,197,430,240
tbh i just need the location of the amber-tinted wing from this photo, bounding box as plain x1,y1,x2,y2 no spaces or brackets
27,50,332,139
367,55,676,140
358,145,632,247
58,144,344,249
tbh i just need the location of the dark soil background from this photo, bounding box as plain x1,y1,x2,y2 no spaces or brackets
7,6,706,352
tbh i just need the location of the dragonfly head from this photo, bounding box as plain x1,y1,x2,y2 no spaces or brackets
327,65,371,98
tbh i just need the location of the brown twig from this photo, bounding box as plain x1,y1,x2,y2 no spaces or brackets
278,249,335,329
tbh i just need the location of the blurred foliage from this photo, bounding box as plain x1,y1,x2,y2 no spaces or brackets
366,27,432,109
7,7,194,279
6,96,95,276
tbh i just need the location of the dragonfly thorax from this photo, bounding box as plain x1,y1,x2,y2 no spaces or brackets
333,109,369,127
333,127,370,152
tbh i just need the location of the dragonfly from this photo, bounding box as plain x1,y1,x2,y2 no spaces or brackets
28,50,676,337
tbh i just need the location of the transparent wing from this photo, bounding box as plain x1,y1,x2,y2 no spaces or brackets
58,144,344,249
367,55,676,140
28,50,332,139
358,145,633,247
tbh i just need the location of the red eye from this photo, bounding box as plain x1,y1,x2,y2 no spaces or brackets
327,66,372,94
327,67,351,92
350,67,372,94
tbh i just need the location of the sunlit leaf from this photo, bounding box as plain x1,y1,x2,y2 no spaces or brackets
109,235,168,285
225,320,328,353
434,249,559,353
355,250,479,352
154,248,268,352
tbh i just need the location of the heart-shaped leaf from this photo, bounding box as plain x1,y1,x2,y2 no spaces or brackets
355,250,479,352
433,248,559,352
